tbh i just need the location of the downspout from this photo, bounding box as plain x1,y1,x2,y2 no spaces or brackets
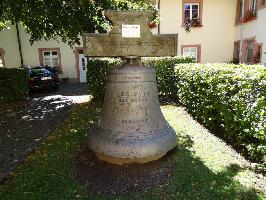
15,22,24,67
158,0,161,34
239,0,245,63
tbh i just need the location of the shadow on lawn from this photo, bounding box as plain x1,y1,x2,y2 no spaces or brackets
0,97,74,183
0,101,262,200
77,132,262,199
161,149,260,200
30,83,88,98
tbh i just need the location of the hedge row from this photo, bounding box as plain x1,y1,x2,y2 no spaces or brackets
87,56,195,102
0,68,29,102
175,63,266,162
142,57,195,102
87,58,122,100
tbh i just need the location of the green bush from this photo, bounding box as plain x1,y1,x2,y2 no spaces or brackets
175,63,266,162
86,56,195,102
87,58,122,100
0,68,29,102
142,57,195,103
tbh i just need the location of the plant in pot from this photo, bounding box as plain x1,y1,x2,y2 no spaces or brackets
148,7,160,29
244,10,257,22
184,18,201,32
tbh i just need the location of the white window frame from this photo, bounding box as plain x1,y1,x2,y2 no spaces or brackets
0,59,4,67
182,46,198,62
184,3,200,21
246,40,255,64
42,50,59,67
0,49,5,68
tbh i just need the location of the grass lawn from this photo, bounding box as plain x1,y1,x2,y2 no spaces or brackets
0,101,265,200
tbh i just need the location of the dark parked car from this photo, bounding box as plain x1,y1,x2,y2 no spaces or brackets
23,66,60,91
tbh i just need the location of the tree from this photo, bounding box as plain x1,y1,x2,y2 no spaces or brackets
0,0,157,46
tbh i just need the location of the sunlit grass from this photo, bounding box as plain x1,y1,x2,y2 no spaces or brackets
0,102,265,200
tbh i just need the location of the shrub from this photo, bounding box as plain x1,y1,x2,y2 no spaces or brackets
175,63,266,162
87,56,195,102
0,68,29,102
87,58,122,100
142,57,195,103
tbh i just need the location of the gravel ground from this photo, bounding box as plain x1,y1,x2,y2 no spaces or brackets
0,83,90,183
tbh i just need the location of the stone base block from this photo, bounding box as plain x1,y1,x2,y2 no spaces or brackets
96,153,165,165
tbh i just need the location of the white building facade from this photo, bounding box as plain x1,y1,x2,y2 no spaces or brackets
234,0,266,65
0,0,265,82
0,24,85,82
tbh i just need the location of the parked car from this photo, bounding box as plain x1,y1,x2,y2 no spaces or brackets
23,65,60,91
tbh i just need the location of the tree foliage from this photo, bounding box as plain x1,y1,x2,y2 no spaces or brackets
0,0,156,46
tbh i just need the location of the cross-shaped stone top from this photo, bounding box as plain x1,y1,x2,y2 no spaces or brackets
83,10,177,57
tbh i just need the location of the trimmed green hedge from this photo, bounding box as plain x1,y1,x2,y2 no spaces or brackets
0,68,29,102
142,57,195,103
86,56,195,102
87,58,123,100
175,63,266,162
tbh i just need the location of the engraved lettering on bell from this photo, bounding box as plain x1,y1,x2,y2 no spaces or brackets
83,10,178,165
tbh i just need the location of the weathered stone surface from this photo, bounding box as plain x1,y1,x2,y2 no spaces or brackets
83,11,178,57
87,63,177,164
84,10,177,165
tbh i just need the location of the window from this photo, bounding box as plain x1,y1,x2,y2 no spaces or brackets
43,51,59,67
38,48,62,72
236,0,258,24
233,42,241,63
0,48,5,68
250,0,257,12
184,3,199,22
235,38,262,64
253,43,263,64
182,45,201,62
249,0,257,17
182,0,203,27
183,47,198,60
246,40,255,64
240,0,244,19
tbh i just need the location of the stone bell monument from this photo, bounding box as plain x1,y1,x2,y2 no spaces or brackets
83,11,178,165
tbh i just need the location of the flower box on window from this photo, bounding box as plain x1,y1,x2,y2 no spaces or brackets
148,21,157,29
243,10,257,22
184,18,202,32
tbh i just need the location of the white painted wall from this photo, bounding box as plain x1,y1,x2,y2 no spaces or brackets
0,25,21,68
159,0,236,63
0,24,82,80
234,8,266,65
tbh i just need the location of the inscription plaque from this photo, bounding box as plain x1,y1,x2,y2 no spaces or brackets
122,25,140,38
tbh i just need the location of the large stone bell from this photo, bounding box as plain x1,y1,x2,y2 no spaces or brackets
84,10,178,165
88,58,177,165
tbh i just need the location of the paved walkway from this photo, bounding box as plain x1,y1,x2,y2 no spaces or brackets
0,83,90,182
